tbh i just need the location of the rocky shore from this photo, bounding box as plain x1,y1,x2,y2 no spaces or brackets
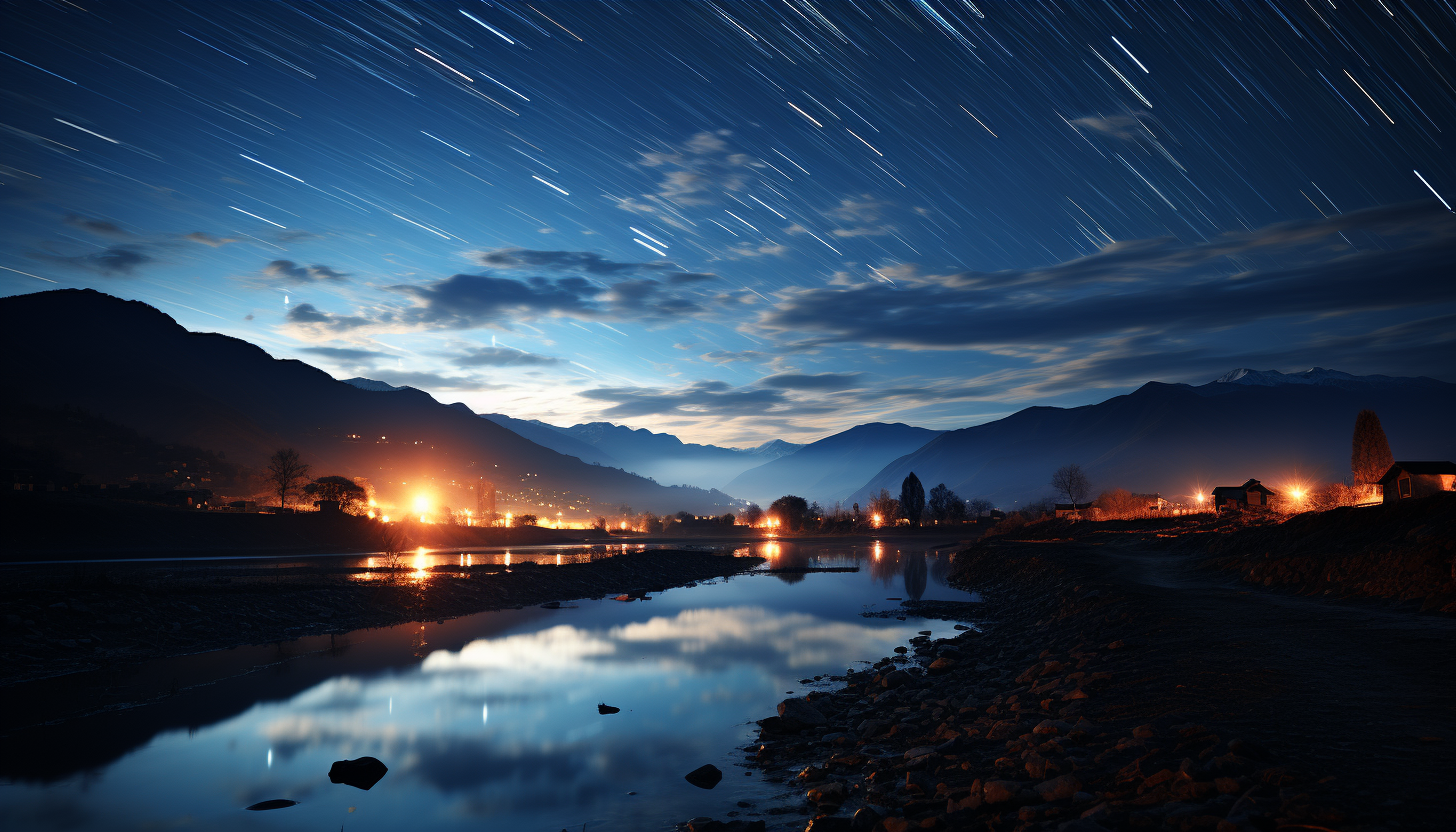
685,504,1453,832
0,549,761,693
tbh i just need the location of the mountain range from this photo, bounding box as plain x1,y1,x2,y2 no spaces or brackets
1,290,734,516
723,423,946,507
4,290,1451,517
474,412,801,490
851,371,1456,508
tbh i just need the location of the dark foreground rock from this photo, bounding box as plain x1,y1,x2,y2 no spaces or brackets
685,763,725,789
328,756,388,790
244,799,297,811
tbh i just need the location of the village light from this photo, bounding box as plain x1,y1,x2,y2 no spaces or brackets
872,512,883,528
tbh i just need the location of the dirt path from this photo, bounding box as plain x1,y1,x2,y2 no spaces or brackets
1061,536,1456,825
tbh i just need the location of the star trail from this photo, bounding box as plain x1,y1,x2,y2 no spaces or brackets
2,1,1453,444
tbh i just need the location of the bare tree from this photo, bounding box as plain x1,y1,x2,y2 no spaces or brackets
1351,410,1395,486
267,448,310,509
1050,464,1091,507
966,498,994,518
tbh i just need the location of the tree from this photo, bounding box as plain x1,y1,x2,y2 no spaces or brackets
594,516,608,530
868,489,901,525
303,475,367,513
927,483,962,523
1094,488,1143,519
512,513,539,527
267,448,310,509
807,501,824,526
1351,409,1395,486
768,495,809,530
740,503,764,527
1051,464,1091,507
899,472,926,525
967,498,994,518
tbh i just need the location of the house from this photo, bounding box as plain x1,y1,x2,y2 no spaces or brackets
1378,461,1456,503
1054,501,1093,518
1211,479,1276,511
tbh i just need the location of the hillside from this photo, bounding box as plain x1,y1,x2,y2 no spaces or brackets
0,289,733,517
725,422,944,506
851,372,1456,508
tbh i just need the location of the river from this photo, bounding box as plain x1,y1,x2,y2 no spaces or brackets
0,540,978,831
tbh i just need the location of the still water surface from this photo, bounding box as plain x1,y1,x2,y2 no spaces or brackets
0,541,977,831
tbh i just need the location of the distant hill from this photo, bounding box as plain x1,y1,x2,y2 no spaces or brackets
726,422,945,507
0,289,734,516
475,411,619,468
476,415,802,491
851,371,1456,509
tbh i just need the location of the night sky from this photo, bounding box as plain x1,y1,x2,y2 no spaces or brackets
3,0,1454,445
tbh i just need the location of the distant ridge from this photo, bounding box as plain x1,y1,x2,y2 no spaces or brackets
343,377,407,392
726,422,944,507
850,369,1456,508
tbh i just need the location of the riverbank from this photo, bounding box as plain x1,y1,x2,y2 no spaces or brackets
0,492,613,561
709,501,1453,832
0,549,761,695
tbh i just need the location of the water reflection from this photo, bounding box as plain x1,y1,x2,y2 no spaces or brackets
0,542,976,832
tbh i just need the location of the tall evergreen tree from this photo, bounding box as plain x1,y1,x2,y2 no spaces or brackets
900,472,926,525
1351,410,1395,485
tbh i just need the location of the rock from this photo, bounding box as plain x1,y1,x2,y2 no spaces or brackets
805,818,853,831
598,703,621,714
880,669,914,689
983,779,1021,804
540,601,560,609
684,764,723,789
903,746,937,761
245,799,297,811
893,646,908,654
928,657,957,673
328,756,388,790
1034,773,1082,802
807,780,847,805
1034,718,1071,735
1132,723,1156,738
778,697,828,731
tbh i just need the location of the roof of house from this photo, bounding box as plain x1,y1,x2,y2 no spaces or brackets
1212,479,1275,496
1379,461,1456,481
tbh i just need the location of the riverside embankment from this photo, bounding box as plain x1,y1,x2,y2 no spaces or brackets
709,498,1454,832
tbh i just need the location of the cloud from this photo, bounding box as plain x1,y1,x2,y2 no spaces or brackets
366,370,495,391
1069,112,1153,141
613,130,758,227
452,346,561,367
758,372,867,390
827,197,888,223
184,231,239,247
262,259,349,282
297,346,395,369
276,230,322,242
63,214,132,238
393,272,711,329
577,379,833,419
33,244,153,276
756,203,1456,351
471,247,673,274
700,349,766,364
286,303,373,335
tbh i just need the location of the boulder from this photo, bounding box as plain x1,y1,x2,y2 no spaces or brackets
598,703,621,714
777,697,828,731
244,799,297,811
328,756,388,790
983,779,1021,804
807,780,847,806
684,763,724,789
1034,773,1082,802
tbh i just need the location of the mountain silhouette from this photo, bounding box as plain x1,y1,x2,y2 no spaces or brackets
0,289,734,515
726,422,944,507
851,373,1456,509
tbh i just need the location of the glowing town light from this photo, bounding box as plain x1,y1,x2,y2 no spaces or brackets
381,514,391,523
872,513,883,528
413,495,430,514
